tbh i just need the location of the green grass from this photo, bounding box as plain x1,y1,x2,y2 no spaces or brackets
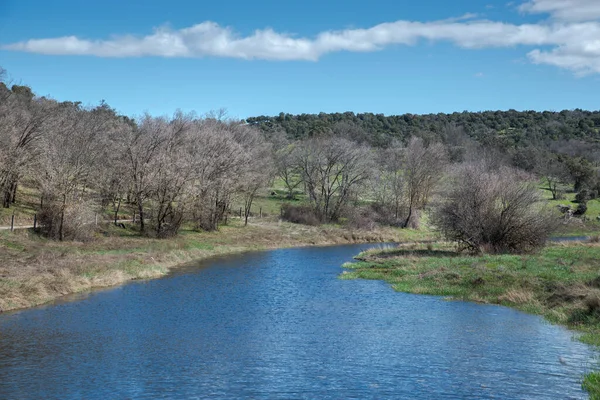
545,190,600,220
229,178,309,219
342,242,600,398
538,183,600,236
584,372,600,400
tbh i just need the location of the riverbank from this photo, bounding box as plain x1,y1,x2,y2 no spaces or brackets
0,219,433,313
341,241,600,398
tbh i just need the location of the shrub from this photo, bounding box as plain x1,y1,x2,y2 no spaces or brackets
345,206,378,230
368,203,403,227
574,202,588,216
150,210,184,238
576,189,591,204
432,163,558,254
38,201,97,241
280,204,320,226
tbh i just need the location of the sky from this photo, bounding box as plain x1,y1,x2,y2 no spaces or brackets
1,0,600,119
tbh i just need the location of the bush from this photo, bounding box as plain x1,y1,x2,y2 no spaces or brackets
280,204,320,226
368,203,403,227
345,206,378,230
38,201,97,241
576,189,591,204
432,163,558,254
150,211,184,238
574,202,588,216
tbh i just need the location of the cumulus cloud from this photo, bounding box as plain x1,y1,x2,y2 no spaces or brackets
519,0,600,22
2,0,600,75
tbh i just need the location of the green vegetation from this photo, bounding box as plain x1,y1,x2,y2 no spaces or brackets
247,110,600,147
543,186,600,236
342,241,600,398
584,373,600,400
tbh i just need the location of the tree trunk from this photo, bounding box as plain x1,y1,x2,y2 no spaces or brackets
11,181,17,204
403,205,413,228
2,179,16,208
137,197,145,233
244,202,251,227
114,197,121,225
59,195,66,241
2,190,10,208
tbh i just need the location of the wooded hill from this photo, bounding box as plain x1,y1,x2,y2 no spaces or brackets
247,110,600,150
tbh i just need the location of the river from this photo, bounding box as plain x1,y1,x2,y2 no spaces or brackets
0,244,596,399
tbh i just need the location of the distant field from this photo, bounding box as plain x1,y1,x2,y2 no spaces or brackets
539,183,600,236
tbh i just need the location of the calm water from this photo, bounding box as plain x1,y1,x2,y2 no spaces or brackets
0,244,597,399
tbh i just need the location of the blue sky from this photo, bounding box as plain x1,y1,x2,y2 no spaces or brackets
1,0,599,119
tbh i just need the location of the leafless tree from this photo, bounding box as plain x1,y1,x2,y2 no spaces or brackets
38,103,115,240
0,86,53,208
188,121,241,231
272,134,303,199
370,142,405,223
432,162,558,253
402,136,447,228
123,114,171,234
147,112,197,237
536,155,569,200
296,136,373,222
236,135,273,225
184,120,269,230
441,123,478,163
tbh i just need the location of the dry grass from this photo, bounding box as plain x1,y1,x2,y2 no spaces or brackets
0,220,419,313
498,289,536,304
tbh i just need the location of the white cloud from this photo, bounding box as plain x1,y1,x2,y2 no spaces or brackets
2,1,600,75
0,20,557,59
519,0,600,22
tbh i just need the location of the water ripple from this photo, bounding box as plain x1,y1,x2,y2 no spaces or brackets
0,244,596,399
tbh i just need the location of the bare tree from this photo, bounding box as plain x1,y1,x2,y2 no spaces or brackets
441,123,477,163
38,103,115,240
189,121,241,231
123,114,172,234
296,136,373,222
185,120,269,231
402,136,447,228
0,86,53,208
371,142,405,222
147,112,197,237
536,154,569,200
238,127,273,225
432,163,558,253
272,136,303,199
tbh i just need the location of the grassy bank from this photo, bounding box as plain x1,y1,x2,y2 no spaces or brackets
0,218,435,313
341,241,600,398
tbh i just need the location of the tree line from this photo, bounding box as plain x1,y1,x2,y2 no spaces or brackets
247,110,600,146
1,67,598,252
0,72,271,239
